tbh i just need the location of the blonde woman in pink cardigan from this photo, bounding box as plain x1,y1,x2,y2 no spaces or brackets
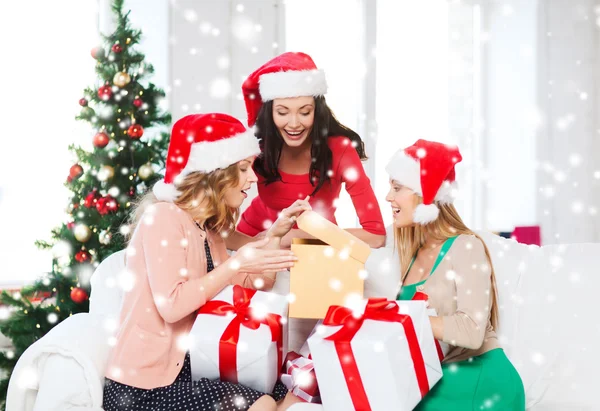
103,113,307,411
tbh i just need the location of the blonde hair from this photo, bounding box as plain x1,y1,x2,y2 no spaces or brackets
127,163,241,236
395,198,499,330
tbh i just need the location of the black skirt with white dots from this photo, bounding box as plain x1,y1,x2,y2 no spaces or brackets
103,352,288,411
103,239,288,410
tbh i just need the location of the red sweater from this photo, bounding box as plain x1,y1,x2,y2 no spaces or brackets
237,136,385,236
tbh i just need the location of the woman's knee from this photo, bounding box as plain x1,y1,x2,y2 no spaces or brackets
249,395,277,411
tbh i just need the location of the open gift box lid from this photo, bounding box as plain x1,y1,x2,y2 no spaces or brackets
294,211,371,263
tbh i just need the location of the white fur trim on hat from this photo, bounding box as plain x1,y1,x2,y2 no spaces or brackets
435,180,459,204
413,204,440,225
180,129,260,175
385,151,423,194
153,179,182,202
259,69,328,101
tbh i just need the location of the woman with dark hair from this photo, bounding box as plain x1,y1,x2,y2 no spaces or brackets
227,52,386,250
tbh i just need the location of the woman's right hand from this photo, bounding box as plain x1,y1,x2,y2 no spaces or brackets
231,237,298,274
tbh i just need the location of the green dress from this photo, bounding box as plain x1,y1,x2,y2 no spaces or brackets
398,237,525,411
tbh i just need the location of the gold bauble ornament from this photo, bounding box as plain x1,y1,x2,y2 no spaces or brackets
138,163,154,180
74,224,92,243
97,165,115,182
113,71,131,87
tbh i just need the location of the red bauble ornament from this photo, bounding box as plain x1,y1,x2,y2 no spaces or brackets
70,287,89,304
74,250,91,263
84,190,101,208
79,98,88,107
90,47,105,60
127,124,144,139
67,222,75,230
96,195,119,215
69,164,83,180
128,187,136,197
132,98,143,108
93,132,110,148
98,84,113,101
112,44,123,53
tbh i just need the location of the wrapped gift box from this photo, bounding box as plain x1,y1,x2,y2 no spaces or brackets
290,211,370,319
307,298,442,411
280,351,321,403
189,285,288,393
412,291,450,360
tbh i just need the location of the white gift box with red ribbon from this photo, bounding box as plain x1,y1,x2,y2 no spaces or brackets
412,291,450,360
189,285,288,393
307,299,442,411
280,352,321,403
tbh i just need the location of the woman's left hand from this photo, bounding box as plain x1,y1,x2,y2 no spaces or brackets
266,196,311,239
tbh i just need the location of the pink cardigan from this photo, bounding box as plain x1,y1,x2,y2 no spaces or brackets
105,202,274,389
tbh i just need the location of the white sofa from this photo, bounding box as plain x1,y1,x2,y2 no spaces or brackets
6,232,600,410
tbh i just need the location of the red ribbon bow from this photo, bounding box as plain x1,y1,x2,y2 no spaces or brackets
323,298,430,411
197,285,283,384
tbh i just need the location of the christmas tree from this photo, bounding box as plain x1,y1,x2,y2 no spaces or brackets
0,0,170,406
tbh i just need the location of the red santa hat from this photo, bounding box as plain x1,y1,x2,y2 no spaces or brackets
153,113,260,202
385,139,462,224
242,52,328,127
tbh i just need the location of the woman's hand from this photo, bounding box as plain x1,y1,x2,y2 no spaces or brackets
266,196,312,239
231,237,298,274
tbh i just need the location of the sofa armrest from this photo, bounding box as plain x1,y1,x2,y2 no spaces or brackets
7,313,114,411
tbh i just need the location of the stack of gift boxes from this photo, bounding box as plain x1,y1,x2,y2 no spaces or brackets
188,211,444,410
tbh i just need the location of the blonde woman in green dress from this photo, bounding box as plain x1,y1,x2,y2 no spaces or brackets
385,139,525,410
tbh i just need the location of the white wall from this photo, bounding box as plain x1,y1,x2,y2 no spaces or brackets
482,0,539,232
536,0,600,244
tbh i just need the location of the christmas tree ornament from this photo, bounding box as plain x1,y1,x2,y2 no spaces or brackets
93,132,110,148
90,47,105,60
84,190,100,208
96,195,119,215
98,84,113,101
99,230,112,245
129,187,136,197
78,98,88,107
66,222,75,230
70,287,89,303
81,106,95,117
113,71,131,87
69,164,83,180
112,43,123,53
108,186,120,197
73,224,92,243
138,163,154,180
133,97,143,108
97,165,115,181
127,124,144,139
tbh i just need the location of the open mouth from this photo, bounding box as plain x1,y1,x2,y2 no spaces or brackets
392,207,401,215
241,187,250,198
284,129,305,140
